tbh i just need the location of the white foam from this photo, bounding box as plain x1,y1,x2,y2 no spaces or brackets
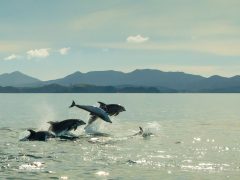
150,155,173,159
182,160,192,163
89,137,99,143
181,162,229,172
60,176,68,180
19,161,45,170
96,171,109,176
145,122,161,133
193,137,201,141
224,147,229,151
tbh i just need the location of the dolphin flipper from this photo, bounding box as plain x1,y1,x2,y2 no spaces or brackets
113,112,119,116
88,115,98,124
84,115,98,130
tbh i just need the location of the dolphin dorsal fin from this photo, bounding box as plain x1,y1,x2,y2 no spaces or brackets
98,101,107,109
69,100,76,108
27,129,35,134
98,101,106,106
139,127,143,133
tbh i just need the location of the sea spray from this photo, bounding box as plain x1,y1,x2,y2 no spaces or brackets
34,101,57,131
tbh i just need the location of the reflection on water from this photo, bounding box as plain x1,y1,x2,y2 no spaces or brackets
0,94,240,179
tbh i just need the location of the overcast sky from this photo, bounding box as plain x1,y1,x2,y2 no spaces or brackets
1,0,240,80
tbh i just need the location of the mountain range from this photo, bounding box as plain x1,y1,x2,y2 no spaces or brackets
0,69,240,92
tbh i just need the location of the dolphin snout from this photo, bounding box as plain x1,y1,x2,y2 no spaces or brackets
106,118,112,123
78,120,86,125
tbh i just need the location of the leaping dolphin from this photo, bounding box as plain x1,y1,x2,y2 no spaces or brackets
98,101,126,116
21,129,55,141
69,101,112,124
48,119,86,136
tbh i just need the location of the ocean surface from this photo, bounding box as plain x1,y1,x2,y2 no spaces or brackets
0,94,240,179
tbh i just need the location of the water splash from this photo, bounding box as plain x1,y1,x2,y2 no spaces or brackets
19,161,45,171
145,121,161,134
95,171,109,176
34,102,57,130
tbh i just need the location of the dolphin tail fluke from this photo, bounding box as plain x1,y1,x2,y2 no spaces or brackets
47,121,55,125
69,100,76,108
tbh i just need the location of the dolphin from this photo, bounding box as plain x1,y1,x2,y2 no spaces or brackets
88,101,125,126
48,119,86,136
69,101,112,125
22,129,55,141
98,101,126,116
132,127,153,138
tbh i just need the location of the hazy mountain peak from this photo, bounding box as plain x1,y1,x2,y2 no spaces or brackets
70,71,82,75
0,71,41,87
11,71,22,74
208,75,226,79
231,75,240,79
131,69,162,73
62,71,82,78
86,70,124,75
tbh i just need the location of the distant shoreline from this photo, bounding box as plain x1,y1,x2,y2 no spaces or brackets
0,84,240,93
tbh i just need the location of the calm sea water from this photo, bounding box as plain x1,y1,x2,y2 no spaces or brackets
0,94,240,179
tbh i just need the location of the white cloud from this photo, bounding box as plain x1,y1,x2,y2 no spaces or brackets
27,48,50,59
126,35,149,43
4,54,20,61
59,47,71,55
